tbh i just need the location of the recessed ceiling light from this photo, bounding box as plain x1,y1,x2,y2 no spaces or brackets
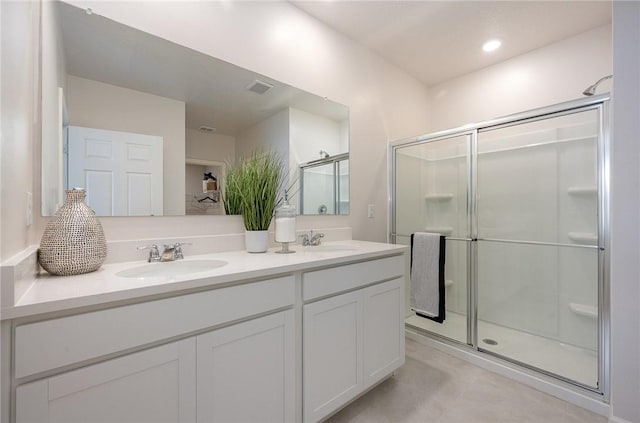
482,39,502,53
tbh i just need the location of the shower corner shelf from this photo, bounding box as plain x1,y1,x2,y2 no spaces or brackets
425,193,454,201
424,227,454,235
568,302,598,319
568,232,598,244
567,186,597,196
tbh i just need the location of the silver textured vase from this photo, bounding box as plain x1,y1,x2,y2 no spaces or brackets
39,189,107,276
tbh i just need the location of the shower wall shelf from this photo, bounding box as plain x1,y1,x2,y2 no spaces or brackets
567,186,597,196
568,232,598,244
568,302,598,319
424,227,454,235
425,193,454,201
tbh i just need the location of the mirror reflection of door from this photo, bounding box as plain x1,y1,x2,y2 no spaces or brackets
67,126,164,216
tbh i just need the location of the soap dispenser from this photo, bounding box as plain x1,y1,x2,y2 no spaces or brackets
275,191,296,254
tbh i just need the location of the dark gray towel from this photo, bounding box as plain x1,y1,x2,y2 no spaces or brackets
410,232,446,323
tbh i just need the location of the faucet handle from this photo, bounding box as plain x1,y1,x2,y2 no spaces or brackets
310,232,325,246
173,242,192,260
137,244,160,262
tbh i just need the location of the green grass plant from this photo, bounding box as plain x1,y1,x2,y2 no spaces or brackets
223,150,284,230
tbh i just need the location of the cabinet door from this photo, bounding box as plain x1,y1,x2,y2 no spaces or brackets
363,278,405,388
303,290,363,423
16,338,196,423
197,310,295,423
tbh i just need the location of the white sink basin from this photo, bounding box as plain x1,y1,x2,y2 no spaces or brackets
116,259,228,279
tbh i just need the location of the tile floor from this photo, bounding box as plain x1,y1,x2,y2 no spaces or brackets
326,338,607,423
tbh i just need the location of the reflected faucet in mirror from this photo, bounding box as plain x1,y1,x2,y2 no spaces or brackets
41,1,350,217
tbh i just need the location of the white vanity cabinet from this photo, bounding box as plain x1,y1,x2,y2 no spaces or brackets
3,243,408,423
16,310,296,423
302,256,405,423
197,310,295,423
16,338,197,423
12,276,296,423
303,290,364,423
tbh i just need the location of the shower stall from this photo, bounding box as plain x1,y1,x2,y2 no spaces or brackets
390,95,609,396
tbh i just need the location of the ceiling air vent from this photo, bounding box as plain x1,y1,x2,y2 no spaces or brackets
247,79,274,95
199,126,216,133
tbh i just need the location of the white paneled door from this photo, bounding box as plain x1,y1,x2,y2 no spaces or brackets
197,310,295,423
363,278,405,389
67,126,163,216
303,290,364,423
16,339,196,423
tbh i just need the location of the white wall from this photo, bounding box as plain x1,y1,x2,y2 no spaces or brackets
0,1,40,262
610,2,640,422
290,107,345,207
185,128,235,164
235,108,289,163
428,25,612,132
60,0,431,242
66,76,186,215
290,107,344,165
41,0,67,215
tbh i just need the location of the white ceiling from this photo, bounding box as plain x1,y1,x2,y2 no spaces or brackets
290,1,612,86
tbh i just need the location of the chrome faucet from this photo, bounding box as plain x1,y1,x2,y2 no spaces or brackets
137,244,161,262
300,230,325,246
138,242,191,262
160,242,191,261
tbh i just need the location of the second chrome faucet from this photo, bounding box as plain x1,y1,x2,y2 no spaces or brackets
300,230,325,246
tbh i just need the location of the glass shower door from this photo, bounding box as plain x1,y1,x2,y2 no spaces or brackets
476,108,600,388
393,134,471,345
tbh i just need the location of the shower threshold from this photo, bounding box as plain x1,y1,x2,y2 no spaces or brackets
406,312,597,388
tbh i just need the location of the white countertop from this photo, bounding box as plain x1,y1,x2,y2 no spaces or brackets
2,240,407,320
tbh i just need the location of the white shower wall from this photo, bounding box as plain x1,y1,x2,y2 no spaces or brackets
397,112,599,352
477,113,598,352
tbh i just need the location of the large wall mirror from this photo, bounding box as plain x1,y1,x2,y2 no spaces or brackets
41,1,349,217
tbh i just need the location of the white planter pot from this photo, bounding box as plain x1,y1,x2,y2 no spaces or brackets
245,230,269,253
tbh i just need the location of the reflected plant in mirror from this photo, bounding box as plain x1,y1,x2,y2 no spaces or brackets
222,160,242,216
41,0,349,217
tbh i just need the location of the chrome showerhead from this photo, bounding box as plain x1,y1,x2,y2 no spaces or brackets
583,75,612,96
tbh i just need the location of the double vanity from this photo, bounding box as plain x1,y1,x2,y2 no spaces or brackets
1,240,407,423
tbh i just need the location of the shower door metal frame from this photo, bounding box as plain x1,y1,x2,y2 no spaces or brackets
388,128,477,349
299,152,349,215
388,94,610,400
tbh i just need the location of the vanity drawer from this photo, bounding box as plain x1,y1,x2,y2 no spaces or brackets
302,255,404,302
15,275,294,378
